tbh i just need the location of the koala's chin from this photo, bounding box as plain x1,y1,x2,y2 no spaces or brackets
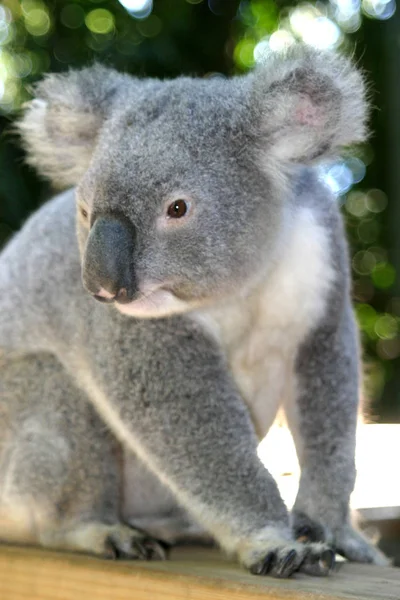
115,287,191,319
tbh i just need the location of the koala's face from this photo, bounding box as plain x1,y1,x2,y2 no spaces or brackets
76,78,285,317
19,47,367,318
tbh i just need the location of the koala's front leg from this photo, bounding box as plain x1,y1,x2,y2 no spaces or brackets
67,316,332,577
286,302,389,566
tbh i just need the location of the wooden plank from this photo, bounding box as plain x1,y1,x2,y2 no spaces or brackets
0,545,399,600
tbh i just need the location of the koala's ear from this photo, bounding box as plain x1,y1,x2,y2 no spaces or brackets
250,46,368,164
17,65,129,189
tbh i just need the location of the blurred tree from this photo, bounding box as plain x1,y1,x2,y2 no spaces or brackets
0,0,242,245
353,10,400,420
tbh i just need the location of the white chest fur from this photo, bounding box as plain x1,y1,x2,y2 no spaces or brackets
195,207,335,437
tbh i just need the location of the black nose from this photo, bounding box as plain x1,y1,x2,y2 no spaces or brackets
82,215,137,304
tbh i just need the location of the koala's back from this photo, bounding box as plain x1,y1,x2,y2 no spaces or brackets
0,190,83,356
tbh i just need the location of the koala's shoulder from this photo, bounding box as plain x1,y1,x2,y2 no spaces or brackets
1,189,80,280
26,189,77,253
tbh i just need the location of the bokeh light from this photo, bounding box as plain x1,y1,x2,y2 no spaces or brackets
331,0,363,31
290,5,342,48
117,0,153,19
362,0,396,19
85,9,115,35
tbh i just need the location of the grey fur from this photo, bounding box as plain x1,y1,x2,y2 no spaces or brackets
0,45,389,576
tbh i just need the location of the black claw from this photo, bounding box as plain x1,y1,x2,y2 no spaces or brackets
104,537,133,560
250,552,276,576
275,549,298,578
157,540,171,554
144,544,158,560
300,548,335,577
249,564,263,576
142,538,168,560
319,549,335,572
104,532,167,561
261,552,276,575
132,540,149,560
143,545,155,560
110,537,137,560
104,536,119,560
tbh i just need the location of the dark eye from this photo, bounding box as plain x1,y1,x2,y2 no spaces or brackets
167,199,188,219
80,206,88,220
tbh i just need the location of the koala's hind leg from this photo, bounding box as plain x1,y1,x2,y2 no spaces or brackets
0,354,165,560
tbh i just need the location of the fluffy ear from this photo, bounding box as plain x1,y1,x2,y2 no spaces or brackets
17,65,130,189
250,45,368,164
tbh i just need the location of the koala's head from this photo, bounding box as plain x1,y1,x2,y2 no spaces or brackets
18,46,367,318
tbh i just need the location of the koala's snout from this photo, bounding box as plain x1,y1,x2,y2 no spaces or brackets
82,215,137,304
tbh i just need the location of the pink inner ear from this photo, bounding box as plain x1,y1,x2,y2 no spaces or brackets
294,95,323,127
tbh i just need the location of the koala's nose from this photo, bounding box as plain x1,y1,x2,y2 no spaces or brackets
82,215,137,304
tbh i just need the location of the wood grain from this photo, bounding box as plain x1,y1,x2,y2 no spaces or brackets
1,545,399,600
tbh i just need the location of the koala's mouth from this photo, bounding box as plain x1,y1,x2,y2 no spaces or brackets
115,285,190,319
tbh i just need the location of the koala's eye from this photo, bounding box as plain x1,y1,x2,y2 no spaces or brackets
167,199,188,219
80,206,89,220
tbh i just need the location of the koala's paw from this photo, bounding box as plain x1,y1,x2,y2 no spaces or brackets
103,524,168,561
291,512,391,567
40,521,168,559
335,526,391,567
241,528,335,578
249,543,335,578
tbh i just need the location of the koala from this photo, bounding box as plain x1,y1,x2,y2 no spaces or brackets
0,45,390,578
